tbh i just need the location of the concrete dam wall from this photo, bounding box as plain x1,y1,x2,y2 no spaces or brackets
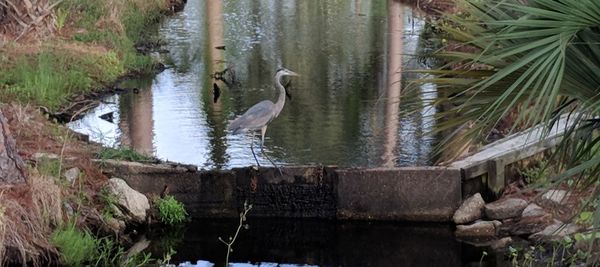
97,160,462,222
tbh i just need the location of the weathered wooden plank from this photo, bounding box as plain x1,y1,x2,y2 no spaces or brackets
450,115,577,195
451,115,575,180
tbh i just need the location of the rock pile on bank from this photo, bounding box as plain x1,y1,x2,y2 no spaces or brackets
453,191,583,248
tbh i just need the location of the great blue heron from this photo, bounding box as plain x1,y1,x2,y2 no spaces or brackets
228,67,299,173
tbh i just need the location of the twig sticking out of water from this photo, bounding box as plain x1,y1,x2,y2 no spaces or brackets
218,201,253,267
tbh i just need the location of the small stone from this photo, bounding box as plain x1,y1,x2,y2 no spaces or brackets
455,221,496,239
498,213,553,236
111,204,124,219
529,220,581,241
63,167,80,184
490,237,513,250
106,217,126,233
522,203,546,218
125,236,151,259
33,152,77,164
541,190,570,205
63,203,74,217
33,152,60,160
485,198,528,220
453,193,485,224
575,234,600,252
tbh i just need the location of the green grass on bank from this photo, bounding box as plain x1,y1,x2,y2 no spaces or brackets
97,147,154,162
0,0,169,110
51,221,155,266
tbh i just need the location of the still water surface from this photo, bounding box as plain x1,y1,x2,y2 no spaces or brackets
69,0,437,169
67,2,481,266
146,219,483,267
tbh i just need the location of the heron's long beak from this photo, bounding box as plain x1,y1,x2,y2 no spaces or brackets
289,71,300,77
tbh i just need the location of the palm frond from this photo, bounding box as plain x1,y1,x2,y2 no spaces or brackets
409,0,600,195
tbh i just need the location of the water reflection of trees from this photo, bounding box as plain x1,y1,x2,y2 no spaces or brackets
119,78,155,156
218,0,390,166
207,0,435,167
202,0,229,168
115,0,437,168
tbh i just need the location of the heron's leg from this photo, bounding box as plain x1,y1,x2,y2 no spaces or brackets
250,132,260,167
260,126,266,148
260,126,283,176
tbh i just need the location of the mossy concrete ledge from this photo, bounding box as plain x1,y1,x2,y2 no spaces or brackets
336,167,462,221
96,161,462,222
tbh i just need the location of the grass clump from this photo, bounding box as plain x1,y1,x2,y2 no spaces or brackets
50,223,98,266
98,187,120,220
97,147,153,162
155,196,188,226
51,222,155,267
36,157,63,178
1,48,125,110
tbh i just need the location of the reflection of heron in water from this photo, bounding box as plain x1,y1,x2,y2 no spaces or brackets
228,67,299,174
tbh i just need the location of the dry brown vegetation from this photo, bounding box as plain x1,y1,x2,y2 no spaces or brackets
404,0,458,14
0,103,109,266
0,0,60,41
0,0,183,262
0,175,60,266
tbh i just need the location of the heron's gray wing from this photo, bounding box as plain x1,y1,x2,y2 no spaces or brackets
228,100,275,133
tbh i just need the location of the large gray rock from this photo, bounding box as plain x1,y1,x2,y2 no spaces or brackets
541,190,570,206
498,213,553,236
104,178,150,223
490,237,513,250
530,220,581,241
485,198,528,220
521,203,546,218
453,193,485,224
455,220,497,239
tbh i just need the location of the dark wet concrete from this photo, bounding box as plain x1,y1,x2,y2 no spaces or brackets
98,161,461,222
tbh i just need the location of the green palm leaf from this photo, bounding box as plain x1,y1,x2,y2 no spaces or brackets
410,0,600,207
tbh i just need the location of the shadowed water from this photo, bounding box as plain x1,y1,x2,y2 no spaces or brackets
147,219,475,267
68,0,437,169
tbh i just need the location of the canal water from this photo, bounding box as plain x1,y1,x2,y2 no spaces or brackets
68,0,438,169
145,219,491,267
66,1,483,266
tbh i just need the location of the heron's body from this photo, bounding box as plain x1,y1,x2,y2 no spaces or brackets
228,67,299,171
229,100,277,134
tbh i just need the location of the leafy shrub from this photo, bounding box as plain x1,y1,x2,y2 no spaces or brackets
155,196,188,225
50,224,97,266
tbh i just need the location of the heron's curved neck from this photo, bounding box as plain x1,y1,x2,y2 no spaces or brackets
273,73,286,118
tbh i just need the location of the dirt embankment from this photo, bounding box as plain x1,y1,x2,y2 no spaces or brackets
0,0,186,265
0,104,106,265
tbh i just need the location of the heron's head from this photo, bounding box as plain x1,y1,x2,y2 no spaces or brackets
276,67,299,77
